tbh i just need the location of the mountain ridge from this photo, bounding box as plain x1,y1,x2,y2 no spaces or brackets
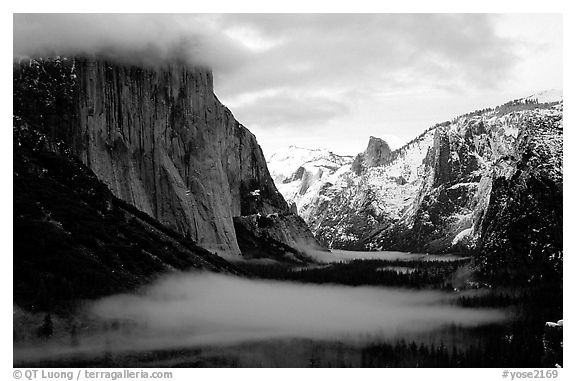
268,95,563,274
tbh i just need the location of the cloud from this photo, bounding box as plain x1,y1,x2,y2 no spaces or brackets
209,14,522,135
231,92,350,129
13,14,252,72
214,14,518,94
14,13,519,97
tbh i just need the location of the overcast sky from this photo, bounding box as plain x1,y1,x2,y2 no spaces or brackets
14,14,562,156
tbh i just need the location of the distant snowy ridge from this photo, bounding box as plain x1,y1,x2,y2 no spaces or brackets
266,146,354,220
266,145,353,184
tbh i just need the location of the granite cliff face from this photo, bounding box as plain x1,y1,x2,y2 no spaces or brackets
269,97,563,259
14,57,319,258
476,111,563,283
72,59,291,255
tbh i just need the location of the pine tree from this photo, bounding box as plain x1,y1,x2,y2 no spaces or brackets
37,313,53,338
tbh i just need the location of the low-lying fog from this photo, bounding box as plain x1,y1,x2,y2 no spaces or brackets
14,272,505,363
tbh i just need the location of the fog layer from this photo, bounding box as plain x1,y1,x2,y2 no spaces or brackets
90,272,504,347
14,272,507,364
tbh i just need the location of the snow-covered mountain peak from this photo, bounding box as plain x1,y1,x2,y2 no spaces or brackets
525,89,563,103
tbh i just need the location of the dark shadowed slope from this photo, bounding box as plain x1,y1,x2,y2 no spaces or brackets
14,117,243,312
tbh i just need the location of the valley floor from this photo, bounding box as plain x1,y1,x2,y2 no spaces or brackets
304,249,470,263
13,251,562,368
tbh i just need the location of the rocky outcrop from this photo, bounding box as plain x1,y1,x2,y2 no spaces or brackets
13,57,318,257
351,136,392,175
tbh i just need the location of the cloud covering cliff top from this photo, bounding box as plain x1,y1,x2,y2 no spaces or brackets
13,13,562,155
13,14,252,72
